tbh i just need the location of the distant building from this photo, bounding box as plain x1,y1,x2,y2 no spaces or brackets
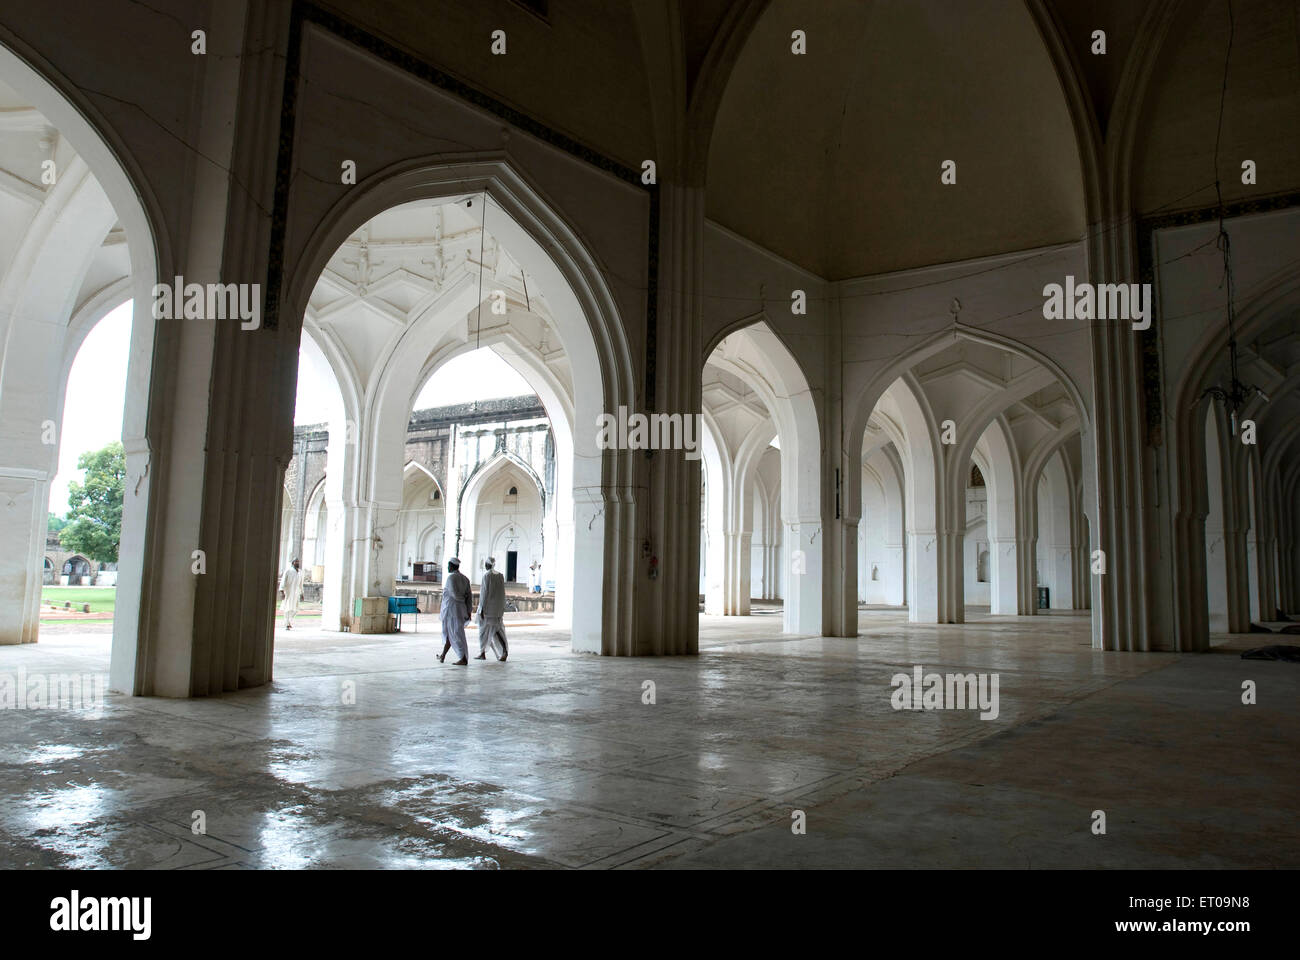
43,534,117,586
280,395,555,595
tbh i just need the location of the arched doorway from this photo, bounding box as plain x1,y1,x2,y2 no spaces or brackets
0,43,161,694
282,161,635,653
700,319,822,635
848,330,1090,629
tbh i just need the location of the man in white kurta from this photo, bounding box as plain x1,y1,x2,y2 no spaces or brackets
474,557,509,662
279,559,302,629
438,558,472,665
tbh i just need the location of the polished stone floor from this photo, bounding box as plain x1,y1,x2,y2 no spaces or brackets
1,609,1296,869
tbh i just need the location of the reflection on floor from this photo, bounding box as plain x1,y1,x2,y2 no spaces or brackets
1,610,1296,868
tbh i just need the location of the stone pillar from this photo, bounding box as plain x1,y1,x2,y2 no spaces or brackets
632,181,703,654
1256,531,1277,622
703,467,725,614
1282,507,1299,614
786,519,823,634
186,0,293,695
723,530,752,615
1072,498,1089,609
0,477,50,646
940,481,965,624
908,529,941,622
825,295,852,637
1049,511,1075,611
763,540,781,600
553,513,575,629
311,411,356,630
991,537,1019,615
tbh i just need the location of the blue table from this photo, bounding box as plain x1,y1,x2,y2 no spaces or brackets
388,595,419,632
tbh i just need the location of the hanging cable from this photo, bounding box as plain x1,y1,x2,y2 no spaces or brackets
1200,0,1266,435
475,190,487,352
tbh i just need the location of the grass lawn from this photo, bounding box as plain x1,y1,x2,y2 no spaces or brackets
41,585,116,614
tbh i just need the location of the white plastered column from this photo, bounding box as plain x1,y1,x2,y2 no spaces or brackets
298,327,356,630
722,426,774,615
976,422,1021,616
701,413,728,615
1204,408,1231,632
885,377,944,623
1040,450,1075,610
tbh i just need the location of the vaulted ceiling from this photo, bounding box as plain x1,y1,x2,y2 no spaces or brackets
1133,0,1300,215
705,0,1086,280
306,198,570,402
0,76,128,337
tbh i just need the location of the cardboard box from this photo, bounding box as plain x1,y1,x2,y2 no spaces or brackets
353,596,387,617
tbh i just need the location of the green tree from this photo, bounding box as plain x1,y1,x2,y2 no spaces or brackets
47,513,67,533
59,441,125,565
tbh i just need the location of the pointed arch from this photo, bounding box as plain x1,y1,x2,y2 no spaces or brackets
703,317,823,634
0,42,166,694
284,157,636,654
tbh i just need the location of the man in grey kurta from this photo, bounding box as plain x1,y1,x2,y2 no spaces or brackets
474,557,509,662
438,558,472,665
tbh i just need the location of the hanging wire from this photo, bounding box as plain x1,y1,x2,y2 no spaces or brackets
1200,0,1266,434
475,190,487,352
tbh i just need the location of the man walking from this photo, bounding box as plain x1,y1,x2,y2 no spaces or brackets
279,558,303,630
474,556,509,662
438,557,471,665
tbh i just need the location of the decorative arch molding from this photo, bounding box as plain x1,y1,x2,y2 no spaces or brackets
304,474,328,512
417,522,442,561
57,277,132,398
409,328,576,436
972,415,1023,616
861,412,909,472
1173,264,1300,419
283,156,635,427
699,410,729,615
845,325,1090,523
0,40,172,284
860,440,909,610
402,460,445,501
301,318,363,430
873,375,946,622
0,40,174,697
843,323,1090,629
1035,448,1078,612
1023,424,1084,498
456,449,545,591
702,317,823,633
284,155,637,654
1170,268,1300,648
684,0,775,186
458,449,547,520
1028,0,1197,651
